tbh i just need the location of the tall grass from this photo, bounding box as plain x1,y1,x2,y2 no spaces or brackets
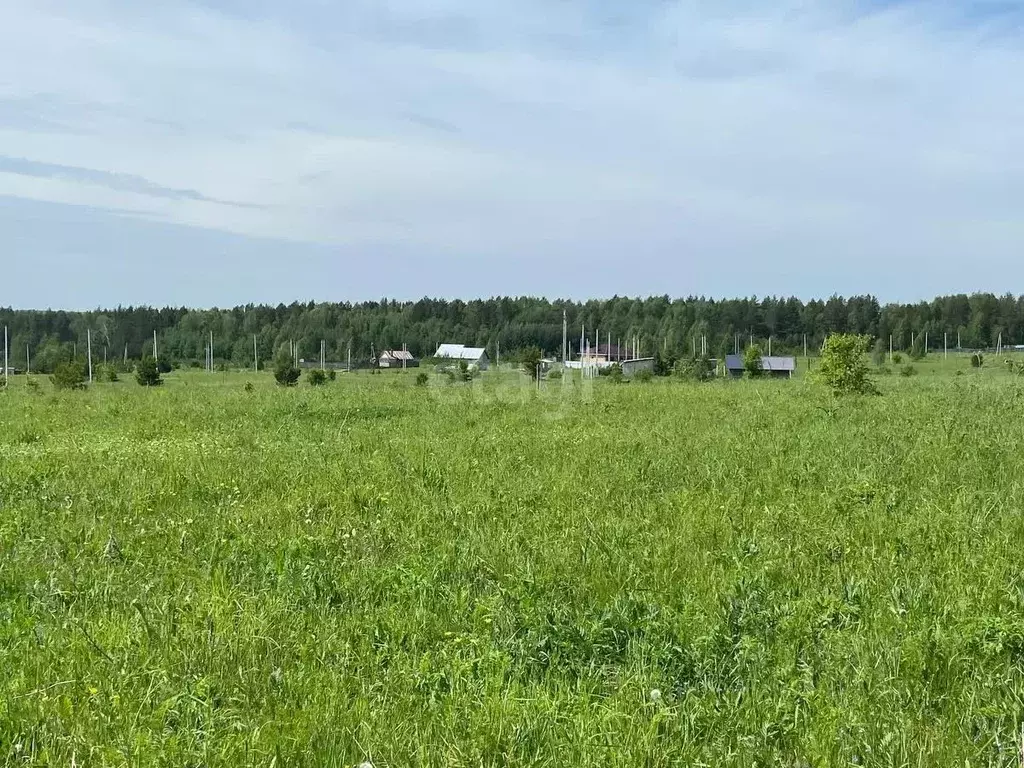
2,368,1024,766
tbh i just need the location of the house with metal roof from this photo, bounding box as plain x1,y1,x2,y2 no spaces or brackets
724,354,797,379
378,350,419,368
433,344,490,370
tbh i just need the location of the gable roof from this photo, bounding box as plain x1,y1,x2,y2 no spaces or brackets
380,350,415,360
725,354,796,371
435,343,488,360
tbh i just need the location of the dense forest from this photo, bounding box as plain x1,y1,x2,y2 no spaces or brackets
2,293,1023,372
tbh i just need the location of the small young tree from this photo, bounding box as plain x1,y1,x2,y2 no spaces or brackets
970,353,984,368
135,356,163,387
520,346,543,380
871,338,887,367
273,357,300,387
743,345,764,378
51,361,87,391
815,334,878,395
307,369,327,386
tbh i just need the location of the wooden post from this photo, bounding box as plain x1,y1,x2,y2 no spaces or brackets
3,326,7,387
87,329,93,383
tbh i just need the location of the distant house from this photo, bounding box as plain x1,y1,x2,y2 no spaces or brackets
724,354,796,379
621,358,656,378
378,350,419,368
580,343,627,364
434,343,490,371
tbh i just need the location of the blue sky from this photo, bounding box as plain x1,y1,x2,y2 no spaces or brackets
1,0,1023,309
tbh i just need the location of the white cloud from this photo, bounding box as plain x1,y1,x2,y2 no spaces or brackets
1,0,1024,302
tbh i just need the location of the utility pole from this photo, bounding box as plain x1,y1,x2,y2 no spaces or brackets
154,330,158,362
254,334,258,371
87,329,93,383
803,334,807,359
26,343,30,375
944,332,948,360
3,326,7,387
562,310,567,362
889,335,893,363
347,341,352,372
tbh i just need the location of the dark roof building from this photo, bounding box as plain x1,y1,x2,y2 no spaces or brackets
724,354,797,378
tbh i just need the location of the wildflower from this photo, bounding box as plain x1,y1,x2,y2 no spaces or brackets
649,688,662,704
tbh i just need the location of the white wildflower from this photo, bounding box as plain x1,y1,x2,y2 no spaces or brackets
649,688,662,704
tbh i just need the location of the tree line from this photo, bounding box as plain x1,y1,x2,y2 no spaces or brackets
2,293,1022,373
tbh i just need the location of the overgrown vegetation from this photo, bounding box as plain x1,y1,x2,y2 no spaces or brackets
743,344,763,378
519,346,543,380
815,334,878,396
3,368,1024,764
307,369,328,387
49,360,87,390
273,358,300,387
134,356,162,387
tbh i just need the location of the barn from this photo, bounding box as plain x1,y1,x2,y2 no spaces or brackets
378,350,419,368
724,355,796,379
434,344,490,371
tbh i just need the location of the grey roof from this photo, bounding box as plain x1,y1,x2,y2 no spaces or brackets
380,350,415,360
725,354,796,371
434,343,487,360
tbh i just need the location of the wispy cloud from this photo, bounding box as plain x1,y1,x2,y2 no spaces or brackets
1,0,1024,306
0,155,258,207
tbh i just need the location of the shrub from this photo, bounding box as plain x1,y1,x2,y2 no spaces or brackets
51,361,87,390
814,334,878,396
307,369,328,387
744,345,764,378
520,346,543,380
273,359,301,387
970,353,984,369
244,381,255,393
900,364,918,377
607,363,623,383
328,370,337,381
97,364,119,383
634,369,654,383
547,369,563,381
654,351,677,377
674,356,715,382
892,353,904,365
871,338,887,367
157,359,173,374
135,357,162,387
26,377,41,392
415,372,429,387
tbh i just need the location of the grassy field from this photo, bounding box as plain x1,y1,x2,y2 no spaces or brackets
3,360,1024,766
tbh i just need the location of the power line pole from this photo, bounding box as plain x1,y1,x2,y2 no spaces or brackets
254,334,258,371
87,329,93,384
3,326,7,387
154,330,158,362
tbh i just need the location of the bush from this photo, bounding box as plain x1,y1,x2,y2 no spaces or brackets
520,346,543,380
328,369,337,381
674,356,715,382
654,351,677,377
547,369,563,381
26,377,41,392
51,361,87,390
135,357,162,387
970,353,984,368
273,359,301,387
900,364,918,377
307,369,328,387
157,359,173,374
244,381,255,393
607,363,623,383
892,353,904,365
97,364,119,383
415,372,429,387
814,334,878,396
744,345,764,378
634,369,654,383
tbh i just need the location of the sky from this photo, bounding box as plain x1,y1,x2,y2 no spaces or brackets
1,0,1023,309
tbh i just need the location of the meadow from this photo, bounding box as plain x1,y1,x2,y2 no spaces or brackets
2,360,1024,766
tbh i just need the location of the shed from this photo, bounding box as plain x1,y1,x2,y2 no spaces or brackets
621,357,656,378
434,343,490,371
378,350,419,368
724,354,796,379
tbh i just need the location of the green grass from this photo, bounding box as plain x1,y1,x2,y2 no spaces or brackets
2,365,1024,766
